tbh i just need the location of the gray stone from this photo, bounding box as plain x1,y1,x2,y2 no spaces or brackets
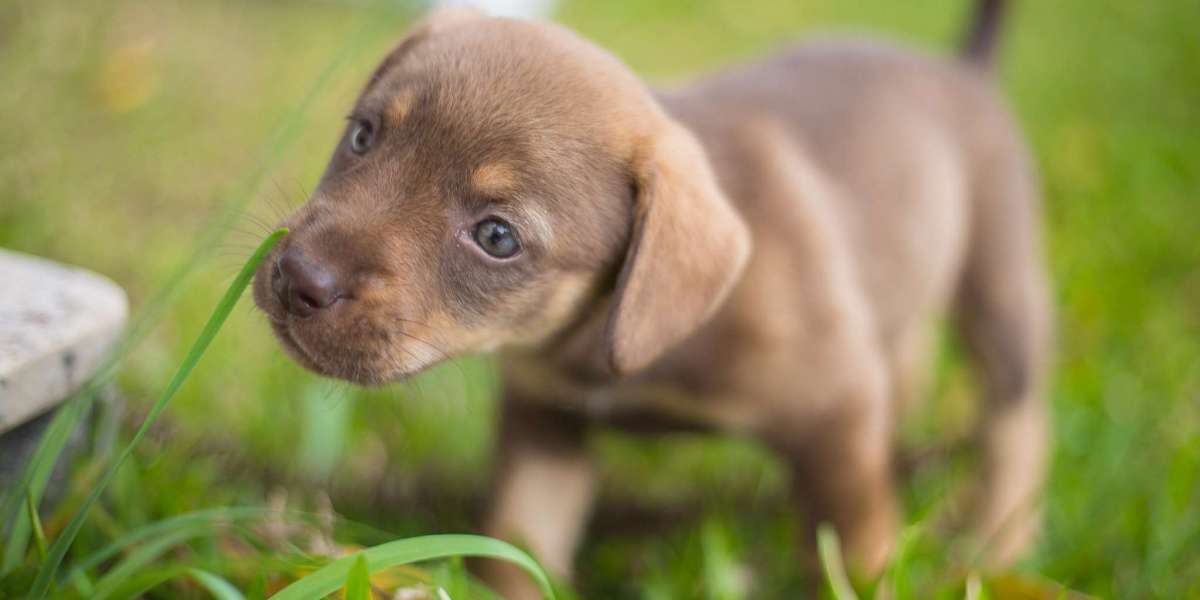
0,249,128,433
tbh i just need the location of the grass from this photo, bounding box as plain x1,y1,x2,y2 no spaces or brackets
2,229,554,598
816,525,857,600
1,0,1198,598
271,536,553,600
21,229,285,598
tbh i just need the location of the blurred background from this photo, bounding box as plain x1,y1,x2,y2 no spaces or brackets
1,0,1198,597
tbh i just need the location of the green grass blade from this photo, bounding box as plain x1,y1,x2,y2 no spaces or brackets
26,229,287,599
271,534,556,600
188,568,247,600
344,554,371,600
63,506,276,581
700,519,740,600
1,395,90,572
96,563,193,600
817,523,859,600
432,556,472,600
965,572,983,600
24,493,46,563
89,529,197,600
0,8,393,570
69,569,96,598
878,523,921,600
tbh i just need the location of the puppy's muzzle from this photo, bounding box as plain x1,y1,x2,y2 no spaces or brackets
272,247,345,318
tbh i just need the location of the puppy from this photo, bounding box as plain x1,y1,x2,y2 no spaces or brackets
253,0,1051,596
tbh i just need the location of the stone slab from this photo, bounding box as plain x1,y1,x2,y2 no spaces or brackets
0,249,128,433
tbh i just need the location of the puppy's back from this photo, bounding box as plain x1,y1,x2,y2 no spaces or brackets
659,36,1033,340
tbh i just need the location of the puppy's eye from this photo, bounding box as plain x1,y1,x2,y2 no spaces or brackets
473,218,521,259
349,120,374,154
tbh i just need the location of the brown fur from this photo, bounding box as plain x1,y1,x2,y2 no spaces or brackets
253,4,1050,597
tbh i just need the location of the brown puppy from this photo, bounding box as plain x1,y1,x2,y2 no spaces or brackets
253,0,1051,596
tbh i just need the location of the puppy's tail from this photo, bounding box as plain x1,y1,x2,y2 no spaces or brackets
960,0,1007,70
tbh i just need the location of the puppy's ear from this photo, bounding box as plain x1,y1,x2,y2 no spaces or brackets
606,121,751,375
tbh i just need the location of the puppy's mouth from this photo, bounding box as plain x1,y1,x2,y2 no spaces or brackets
266,317,335,379
265,311,440,386
253,264,441,385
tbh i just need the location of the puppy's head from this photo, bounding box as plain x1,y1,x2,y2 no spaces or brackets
253,9,750,385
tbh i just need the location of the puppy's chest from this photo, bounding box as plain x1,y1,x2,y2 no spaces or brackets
501,355,758,432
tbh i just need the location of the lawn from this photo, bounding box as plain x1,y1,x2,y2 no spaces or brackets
1,0,1198,598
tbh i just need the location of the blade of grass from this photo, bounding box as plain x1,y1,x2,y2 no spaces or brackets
2,389,90,572
0,4,400,570
701,518,740,600
93,563,194,600
62,506,276,581
109,555,300,600
24,493,47,564
877,523,921,600
344,554,371,600
89,529,197,600
965,572,982,600
188,568,247,600
69,568,96,598
26,229,287,599
818,523,860,600
271,534,556,600
433,556,472,600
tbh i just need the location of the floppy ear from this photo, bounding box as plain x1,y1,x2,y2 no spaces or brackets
606,121,752,375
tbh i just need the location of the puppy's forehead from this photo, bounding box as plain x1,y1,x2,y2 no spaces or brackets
360,16,657,152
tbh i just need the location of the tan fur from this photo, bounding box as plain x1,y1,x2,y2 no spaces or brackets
606,121,751,375
471,161,520,197
254,8,1051,597
387,90,414,123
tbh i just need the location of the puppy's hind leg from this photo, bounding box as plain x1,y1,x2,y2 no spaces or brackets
778,367,900,582
954,140,1052,567
737,121,900,581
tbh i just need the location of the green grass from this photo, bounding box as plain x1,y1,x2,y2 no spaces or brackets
1,0,1198,598
1,229,554,598
271,536,553,600
21,229,284,598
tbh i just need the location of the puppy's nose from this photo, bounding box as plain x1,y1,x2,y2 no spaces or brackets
274,249,343,318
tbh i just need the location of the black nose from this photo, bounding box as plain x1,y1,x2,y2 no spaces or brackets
273,249,343,317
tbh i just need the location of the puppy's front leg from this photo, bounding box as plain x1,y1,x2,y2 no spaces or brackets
476,397,595,599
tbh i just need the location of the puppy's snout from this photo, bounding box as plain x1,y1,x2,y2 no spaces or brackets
274,248,344,318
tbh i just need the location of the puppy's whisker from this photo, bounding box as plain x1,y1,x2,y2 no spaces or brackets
227,223,263,237
294,177,312,209
222,235,266,252
267,177,297,223
222,246,258,257
217,236,260,247
290,180,311,211
368,345,413,403
236,212,275,237
389,339,439,391
238,208,274,230
388,321,471,385
320,374,347,406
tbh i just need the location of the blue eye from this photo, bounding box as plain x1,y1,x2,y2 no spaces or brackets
473,218,521,258
349,120,373,154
